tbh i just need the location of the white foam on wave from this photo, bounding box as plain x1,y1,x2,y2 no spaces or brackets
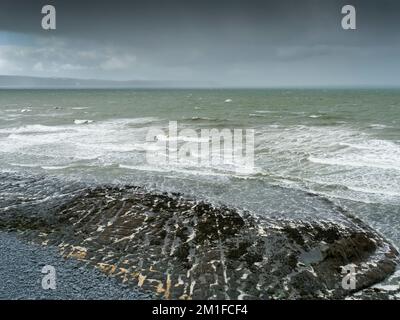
249,113,267,117
255,124,400,204
369,123,388,129
338,142,371,150
9,163,38,168
308,156,400,171
345,185,400,198
309,139,400,171
119,163,232,178
119,164,172,173
255,110,273,114
41,165,74,170
0,124,69,134
74,119,94,125
0,117,159,161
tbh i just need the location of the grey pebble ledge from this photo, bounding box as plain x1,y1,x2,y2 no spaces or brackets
0,231,154,300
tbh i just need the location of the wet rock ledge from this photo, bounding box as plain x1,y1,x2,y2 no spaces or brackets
0,186,398,299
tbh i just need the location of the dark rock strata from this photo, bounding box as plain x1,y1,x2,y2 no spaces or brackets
0,185,398,299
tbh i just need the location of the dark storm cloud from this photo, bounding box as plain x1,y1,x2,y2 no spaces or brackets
0,0,400,86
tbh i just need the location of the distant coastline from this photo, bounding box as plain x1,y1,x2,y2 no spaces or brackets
1,75,400,90
0,75,217,89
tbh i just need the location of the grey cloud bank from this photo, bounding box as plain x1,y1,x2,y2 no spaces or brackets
0,0,399,87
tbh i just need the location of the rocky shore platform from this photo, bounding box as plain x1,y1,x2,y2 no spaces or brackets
1,178,399,300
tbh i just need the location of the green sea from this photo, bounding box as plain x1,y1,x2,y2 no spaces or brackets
0,89,399,246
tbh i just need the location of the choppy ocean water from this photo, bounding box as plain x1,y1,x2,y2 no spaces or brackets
0,88,399,247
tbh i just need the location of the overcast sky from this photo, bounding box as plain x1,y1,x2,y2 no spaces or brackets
0,0,399,87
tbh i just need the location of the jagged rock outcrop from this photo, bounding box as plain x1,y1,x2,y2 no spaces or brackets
1,183,398,299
